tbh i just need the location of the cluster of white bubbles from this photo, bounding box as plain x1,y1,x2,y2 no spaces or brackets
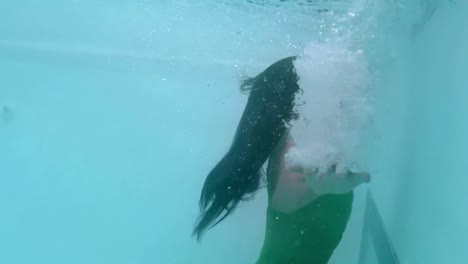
285,39,372,175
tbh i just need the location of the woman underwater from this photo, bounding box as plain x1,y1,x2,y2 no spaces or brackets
193,56,370,264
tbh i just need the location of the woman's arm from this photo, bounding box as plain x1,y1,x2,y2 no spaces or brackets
300,165,370,195
270,135,370,213
283,135,371,196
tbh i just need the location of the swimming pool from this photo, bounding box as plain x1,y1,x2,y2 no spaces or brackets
0,0,465,263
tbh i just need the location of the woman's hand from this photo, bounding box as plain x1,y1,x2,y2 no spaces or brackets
294,164,371,195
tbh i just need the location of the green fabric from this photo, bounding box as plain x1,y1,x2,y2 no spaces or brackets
256,192,353,264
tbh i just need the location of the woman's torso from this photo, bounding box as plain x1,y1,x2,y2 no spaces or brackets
256,134,353,264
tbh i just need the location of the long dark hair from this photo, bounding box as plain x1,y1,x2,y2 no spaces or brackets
193,56,301,240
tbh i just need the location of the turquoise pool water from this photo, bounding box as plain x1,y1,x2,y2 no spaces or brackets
0,0,465,263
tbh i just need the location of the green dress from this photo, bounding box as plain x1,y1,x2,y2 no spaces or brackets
256,140,354,264
256,192,353,264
